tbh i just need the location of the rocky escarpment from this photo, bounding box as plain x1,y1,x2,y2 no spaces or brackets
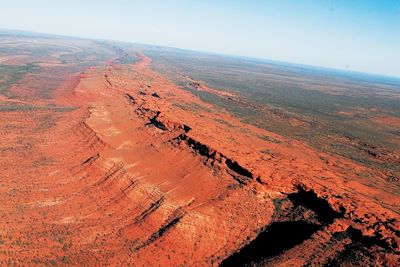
221,187,342,266
124,91,258,187
120,68,399,266
221,186,399,266
4,51,392,266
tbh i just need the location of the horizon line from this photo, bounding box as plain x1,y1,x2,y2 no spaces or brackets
1,27,400,81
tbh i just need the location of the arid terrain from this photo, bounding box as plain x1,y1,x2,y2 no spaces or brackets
0,31,399,266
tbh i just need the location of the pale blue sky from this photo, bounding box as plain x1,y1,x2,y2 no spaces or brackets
1,0,399,77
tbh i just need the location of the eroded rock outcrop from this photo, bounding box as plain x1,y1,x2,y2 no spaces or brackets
1,50,398,266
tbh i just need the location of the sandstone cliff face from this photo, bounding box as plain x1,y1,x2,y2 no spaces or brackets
0,51,398,266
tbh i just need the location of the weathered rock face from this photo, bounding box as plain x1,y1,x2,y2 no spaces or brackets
0,51,398,266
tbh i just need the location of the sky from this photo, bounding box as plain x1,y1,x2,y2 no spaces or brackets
1,0,399,77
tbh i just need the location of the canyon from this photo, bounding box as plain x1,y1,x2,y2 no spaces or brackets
0,33,399,266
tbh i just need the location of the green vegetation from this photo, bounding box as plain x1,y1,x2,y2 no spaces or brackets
0,64,41,94
0,103,76,112
144,47,400,176
116,53,138,64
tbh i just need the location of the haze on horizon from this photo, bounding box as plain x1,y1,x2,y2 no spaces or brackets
1,0,399,77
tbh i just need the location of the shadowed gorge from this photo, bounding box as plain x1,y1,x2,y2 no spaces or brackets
221,187,344,266
288,188,344,225
220,221,321,266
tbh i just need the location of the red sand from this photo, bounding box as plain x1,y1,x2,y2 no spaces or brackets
0,54,398,266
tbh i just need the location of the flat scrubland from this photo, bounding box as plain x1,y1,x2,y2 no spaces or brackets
143,47,400,180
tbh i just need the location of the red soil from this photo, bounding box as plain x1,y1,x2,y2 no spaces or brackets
373,116,400,128
0,54,398,266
